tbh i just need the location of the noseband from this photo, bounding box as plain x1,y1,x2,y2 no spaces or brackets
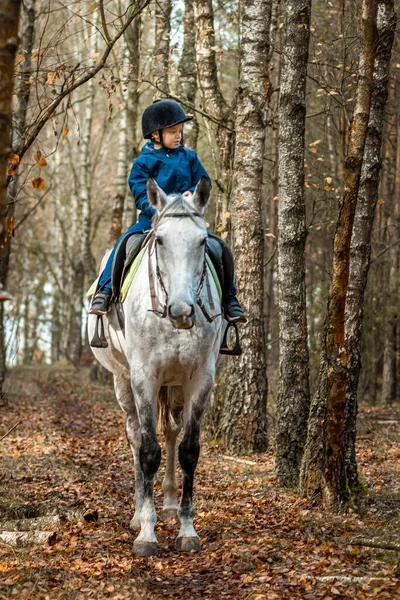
147,212,220,323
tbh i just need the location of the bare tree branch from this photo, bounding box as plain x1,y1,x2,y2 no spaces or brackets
7,0,151,180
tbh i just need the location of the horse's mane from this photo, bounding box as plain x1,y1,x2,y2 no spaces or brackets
151,195,205,230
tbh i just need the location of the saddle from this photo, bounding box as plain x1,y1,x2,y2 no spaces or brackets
110,231,233,305
111,231,149,300
101,230,241,356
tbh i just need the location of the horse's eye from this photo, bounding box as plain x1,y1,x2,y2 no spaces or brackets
156,237,163,246
200,238,206,247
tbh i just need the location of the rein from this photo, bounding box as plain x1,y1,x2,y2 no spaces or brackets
147,212,220,323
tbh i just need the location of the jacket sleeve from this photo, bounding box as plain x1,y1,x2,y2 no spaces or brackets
187,151,212,193
128,159,156,219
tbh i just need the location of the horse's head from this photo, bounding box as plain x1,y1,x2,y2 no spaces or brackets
147,176,211,330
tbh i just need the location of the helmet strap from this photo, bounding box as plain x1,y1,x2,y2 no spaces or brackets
159,129,167,149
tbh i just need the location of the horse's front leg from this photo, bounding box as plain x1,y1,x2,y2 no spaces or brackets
161,387,183,521
131,376,161,557
113,375,143,530
177,376,213,552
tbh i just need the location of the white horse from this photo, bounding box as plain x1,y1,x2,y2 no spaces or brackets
88,177,223,557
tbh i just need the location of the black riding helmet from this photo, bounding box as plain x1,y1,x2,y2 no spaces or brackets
142,99,193,140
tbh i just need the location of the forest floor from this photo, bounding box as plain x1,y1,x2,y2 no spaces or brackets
0,365,399,600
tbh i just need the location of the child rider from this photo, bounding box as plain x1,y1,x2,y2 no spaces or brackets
89,99,246,324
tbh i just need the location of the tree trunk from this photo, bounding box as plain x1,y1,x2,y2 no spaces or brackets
0,0,22,247
300,0,379,511
275,0,311,488
79,22,97,285
194,0,234,233
345,0,395,490
216,0,271,454
123,2,141,231
109,44,130,245
0,0,36,379
176,0,198,150
153,0,171,94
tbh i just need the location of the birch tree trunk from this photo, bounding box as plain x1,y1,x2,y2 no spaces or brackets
275,0,311,488
176,0,198,150
123,2,141,231
50,151,65,363
0,0,21,248
216,0,271,453
68,188,84,366
153,0,171,94
79,22,97,284
300,0,379,510
194,0,234,232
109,44,130,245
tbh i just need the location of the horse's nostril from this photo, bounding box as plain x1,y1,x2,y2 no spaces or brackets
168,302,195,320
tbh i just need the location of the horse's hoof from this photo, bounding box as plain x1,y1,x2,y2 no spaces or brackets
133,540,158,557
176,536,201,552
161,507,178,521
130,516,141,530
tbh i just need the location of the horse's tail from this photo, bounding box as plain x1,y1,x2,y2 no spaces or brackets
158,386,170,433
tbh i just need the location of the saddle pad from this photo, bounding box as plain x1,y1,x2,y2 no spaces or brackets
87,278,98,299
86,242,150,300
87,246,222,304
120,244,148,301
120,248,222,303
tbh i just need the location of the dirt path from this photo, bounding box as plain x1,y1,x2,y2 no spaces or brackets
0,366,399,599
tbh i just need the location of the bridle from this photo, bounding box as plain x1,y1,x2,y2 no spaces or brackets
147,212,220,323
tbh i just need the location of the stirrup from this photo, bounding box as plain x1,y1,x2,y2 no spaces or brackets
220,321,242,356
90,315,109,348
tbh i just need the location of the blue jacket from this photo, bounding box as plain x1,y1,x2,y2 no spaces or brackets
128,142,211,221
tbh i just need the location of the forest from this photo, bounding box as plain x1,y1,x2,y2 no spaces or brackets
0,0,400,598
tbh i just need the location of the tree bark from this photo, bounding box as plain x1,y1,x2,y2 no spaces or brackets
0,0,22,247
194,0,234,232
345,0,395,490
79,22,97,284
380,100,399,405
123,1,141,231
109,44,130,245
276,0,311,488
216,0,271,453
153,0,171,95
176,0,199,150
0,0,36,381
300,0,379,510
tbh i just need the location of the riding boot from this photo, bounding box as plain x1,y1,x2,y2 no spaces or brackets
89,290,112,316
207,233,247,323
225,295,247,324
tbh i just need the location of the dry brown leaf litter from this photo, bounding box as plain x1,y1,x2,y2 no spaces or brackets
0,365,399,599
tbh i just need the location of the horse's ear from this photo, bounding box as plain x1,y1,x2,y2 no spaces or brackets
192,176,211,212
147,178,168,211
